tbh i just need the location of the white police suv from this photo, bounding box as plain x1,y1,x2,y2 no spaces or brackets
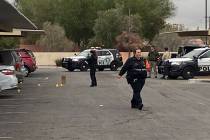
159,47,210,79
62,48,123,71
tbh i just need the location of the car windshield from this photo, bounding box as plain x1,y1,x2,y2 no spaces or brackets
78,50,90,57
182,49,204,59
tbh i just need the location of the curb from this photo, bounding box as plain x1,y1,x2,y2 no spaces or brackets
37,66,63,69
189,79,210,83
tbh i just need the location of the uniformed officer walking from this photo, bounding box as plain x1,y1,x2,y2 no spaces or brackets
87,50,97,87
117,48,147,110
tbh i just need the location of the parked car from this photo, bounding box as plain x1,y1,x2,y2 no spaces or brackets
15,49,37,76
62,48,123,71
0,50,24,82
0,65,18,92
158,47,210,79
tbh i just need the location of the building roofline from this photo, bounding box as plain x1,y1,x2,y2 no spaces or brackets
160,30,210,37
0,0,37,31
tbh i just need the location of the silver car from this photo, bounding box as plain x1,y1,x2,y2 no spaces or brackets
0,65,18,92
0,50,24,83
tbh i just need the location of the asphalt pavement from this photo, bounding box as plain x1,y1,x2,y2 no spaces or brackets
0,67,210,140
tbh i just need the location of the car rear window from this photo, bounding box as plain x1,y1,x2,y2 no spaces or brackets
0,51,14,65
18,50,30,57
27,50,35,57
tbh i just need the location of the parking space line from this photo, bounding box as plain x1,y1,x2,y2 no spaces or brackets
0,98,38,101
0,112,28,115
0,122,23,124
0,105,21,107
0,137,13,139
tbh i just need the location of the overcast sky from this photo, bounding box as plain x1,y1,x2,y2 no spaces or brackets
6,0,210,30
167,0,210,30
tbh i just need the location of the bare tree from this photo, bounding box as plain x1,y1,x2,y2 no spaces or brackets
116,31,143,56
36,22,74,52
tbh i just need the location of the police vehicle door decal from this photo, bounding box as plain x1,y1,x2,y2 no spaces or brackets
97,51,114,66
98,57,106,65
199,66,210,72
198,50,210,72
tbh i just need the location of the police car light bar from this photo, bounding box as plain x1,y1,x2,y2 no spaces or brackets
90,47,102,50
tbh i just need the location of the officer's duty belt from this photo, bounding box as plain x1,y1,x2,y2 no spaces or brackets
134,69,146,71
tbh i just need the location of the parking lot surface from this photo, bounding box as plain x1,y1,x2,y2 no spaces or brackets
0,67,210,140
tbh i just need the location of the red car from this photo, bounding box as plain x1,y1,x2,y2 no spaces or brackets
16,49,37,76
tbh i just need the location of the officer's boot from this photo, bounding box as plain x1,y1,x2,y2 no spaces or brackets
131,100,138,108
138,104,144,110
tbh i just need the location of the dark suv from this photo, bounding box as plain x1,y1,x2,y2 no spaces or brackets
62,48,123,71
0,50,24,82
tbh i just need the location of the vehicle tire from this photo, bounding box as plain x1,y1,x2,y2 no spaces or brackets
98,68,104,71
80,63,88,71
24,65,30,77
182,67,194,80
168,75,178,79
68,67,74,71
110,62,118,71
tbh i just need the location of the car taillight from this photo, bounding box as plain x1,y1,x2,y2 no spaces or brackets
15,63,21,71
1,69,14,75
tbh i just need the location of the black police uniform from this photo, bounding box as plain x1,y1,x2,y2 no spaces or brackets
119,56,147,110
87,52,97,87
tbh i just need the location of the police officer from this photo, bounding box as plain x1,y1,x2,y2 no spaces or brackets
148,46,160,78
161,47,171,79
117,48,147,110
87,50,97,87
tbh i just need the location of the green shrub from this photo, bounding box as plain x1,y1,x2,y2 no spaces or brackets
55,58,62,67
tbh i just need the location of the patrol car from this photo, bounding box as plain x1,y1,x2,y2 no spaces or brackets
158,47,210,79
62,48,123,71
177,45,208,57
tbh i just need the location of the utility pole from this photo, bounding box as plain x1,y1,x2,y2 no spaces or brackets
209,16,210,29
128,8,131,57
205,0,208,44
206,0,208,30
128,8,131,33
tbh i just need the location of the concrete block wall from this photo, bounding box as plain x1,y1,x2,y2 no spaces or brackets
33,52,78,66
33,52,176,66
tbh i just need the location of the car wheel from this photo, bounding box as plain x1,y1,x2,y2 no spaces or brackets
80,63,88,71
68,67,74,71
168,75,178,79
110,62,118,71
182,67,194,80
98,68,104,71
